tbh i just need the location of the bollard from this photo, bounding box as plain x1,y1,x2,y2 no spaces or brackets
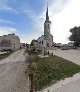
48,51,49,54
51,53,53,55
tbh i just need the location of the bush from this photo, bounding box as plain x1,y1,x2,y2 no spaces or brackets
1,49,13,52
28,49,40,55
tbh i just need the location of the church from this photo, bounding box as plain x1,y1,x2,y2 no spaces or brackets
37,5,53,51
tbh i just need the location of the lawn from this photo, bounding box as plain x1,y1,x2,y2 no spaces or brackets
29,55,80,90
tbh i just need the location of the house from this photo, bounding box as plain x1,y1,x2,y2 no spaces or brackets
0,33,20,51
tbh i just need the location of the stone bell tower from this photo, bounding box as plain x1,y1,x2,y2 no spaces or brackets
44,4,53,47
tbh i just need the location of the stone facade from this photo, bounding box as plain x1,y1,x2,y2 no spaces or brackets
0,33,20,51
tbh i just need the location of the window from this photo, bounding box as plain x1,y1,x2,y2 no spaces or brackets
39,41,41,44
42,41,43,44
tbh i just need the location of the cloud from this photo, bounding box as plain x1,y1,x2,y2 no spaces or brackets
0,6,19,13
26,0,71,43
20,31,41,43
46,0,72,43
49,0,80,43
24,10,43,34
24,9,36,20
35,0,74,44
0,26,41,44
1,0,78,44
0,19,16,24
24,0,71,35
0,0,18,13
48,0,70,14
0,27,17,36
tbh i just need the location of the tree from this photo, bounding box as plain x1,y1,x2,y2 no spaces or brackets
69,26,80,46
30,39,38,46
30,40,34,46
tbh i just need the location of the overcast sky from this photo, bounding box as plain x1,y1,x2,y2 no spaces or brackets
0,0,80,44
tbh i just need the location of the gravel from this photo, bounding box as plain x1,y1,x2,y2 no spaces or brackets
0,49,29,92
49,49,80,65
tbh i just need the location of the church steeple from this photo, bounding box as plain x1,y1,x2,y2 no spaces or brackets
44,1,51,36
45,2,51,23
46,5,49,21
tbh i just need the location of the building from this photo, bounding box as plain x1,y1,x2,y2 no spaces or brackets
37,5,53,51
54,43,63,48
68,42,74,47
20,43,26,49
0,33,20,51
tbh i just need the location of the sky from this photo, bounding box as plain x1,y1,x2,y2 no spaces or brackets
0,0,80,44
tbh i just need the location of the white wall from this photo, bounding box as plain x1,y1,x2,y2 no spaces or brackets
38,35,47,50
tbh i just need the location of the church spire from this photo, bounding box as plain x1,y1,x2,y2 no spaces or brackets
46,1,49,22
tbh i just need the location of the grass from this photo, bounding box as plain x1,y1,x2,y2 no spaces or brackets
0,51,13,60
29,55,80,90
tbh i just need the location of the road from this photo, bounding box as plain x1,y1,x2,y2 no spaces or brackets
1,49,80,92
0,49,29,92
